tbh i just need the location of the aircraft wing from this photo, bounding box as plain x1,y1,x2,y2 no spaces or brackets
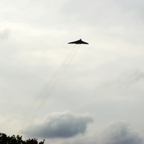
80,41,88,44
68,41,78,44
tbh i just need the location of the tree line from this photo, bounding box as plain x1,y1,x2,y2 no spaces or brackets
0,133,45,144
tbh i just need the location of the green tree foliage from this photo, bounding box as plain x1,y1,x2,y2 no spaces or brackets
0,133,45,144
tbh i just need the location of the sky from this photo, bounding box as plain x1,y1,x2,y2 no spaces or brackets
0,0,144,143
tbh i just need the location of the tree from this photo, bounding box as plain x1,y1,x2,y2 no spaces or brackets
0,133,45,144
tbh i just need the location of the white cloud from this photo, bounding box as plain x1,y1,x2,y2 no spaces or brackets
23,111,93,138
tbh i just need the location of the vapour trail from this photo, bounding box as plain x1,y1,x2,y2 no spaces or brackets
43,45,77,88
33,45,77,104
53,44,80,85
35,45,80,108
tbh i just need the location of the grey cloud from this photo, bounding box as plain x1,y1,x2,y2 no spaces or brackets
59,122,144,144
23,111,93,138
0,29,10,40
98,122,143,144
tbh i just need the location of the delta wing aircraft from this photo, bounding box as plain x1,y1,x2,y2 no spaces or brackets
68,39,89,44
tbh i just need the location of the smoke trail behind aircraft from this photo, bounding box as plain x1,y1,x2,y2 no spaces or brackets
35,45,80,108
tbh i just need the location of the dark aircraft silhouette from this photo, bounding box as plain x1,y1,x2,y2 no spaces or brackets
68,39,89,44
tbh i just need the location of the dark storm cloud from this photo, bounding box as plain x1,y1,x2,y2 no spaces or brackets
23,111,93,138
0,29,10,40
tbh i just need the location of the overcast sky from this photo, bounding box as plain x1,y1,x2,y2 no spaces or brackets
0,0,144,144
